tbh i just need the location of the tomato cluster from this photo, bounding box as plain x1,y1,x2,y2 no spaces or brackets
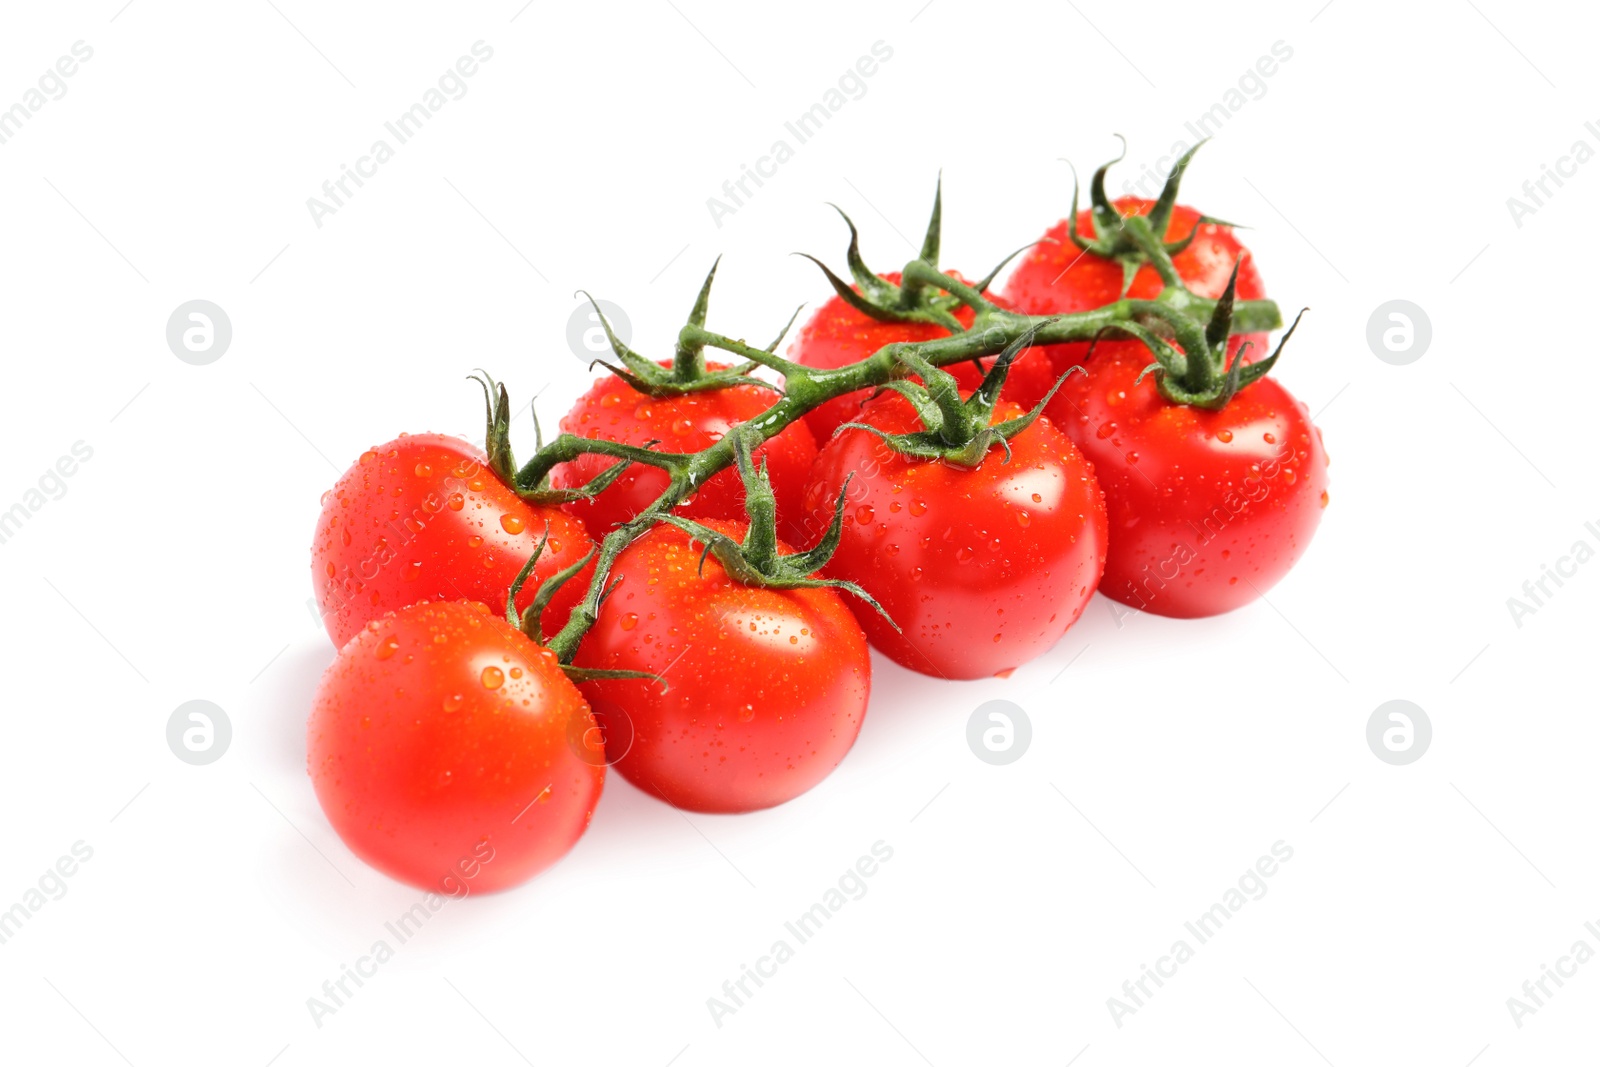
304,163,1329,895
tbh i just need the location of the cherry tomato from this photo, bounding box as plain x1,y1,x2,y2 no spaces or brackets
550,363,818,535
312,434,596,650
1000,199,1266,373
801,395,1107,679
1044,346,1329,618
571,519,869,813
308,599,605,893
787,272,1056,443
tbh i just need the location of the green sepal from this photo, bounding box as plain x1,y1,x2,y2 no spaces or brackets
834,324,1059,468
576,266,779,398
654,432,900,631
471,370,518,486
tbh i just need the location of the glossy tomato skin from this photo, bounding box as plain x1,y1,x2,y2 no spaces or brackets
571,519,869,814
786,272,1056,443
1000,199,1266,373
550,363,818,535
312,434,596,650
308,599,605,894
801,396,1108,680
1045,348,1329,618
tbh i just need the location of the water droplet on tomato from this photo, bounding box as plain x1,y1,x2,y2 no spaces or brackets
1217,429,1234,443
855,504,874,524
1015,511,1031,528
374,637,399,660
447,493,464,511
620,613,638,631
737,704,755,722
1263,432,1276,444
909,500,928,517
442,693,464,713
1096,422,1116,439
481,666,505,690
500,514,526,534
414,463,432,478
359,450,377,465
467,535,483,549
1320,490,1330,508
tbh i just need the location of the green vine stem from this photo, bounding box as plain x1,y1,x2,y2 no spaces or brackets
502,155,1288,662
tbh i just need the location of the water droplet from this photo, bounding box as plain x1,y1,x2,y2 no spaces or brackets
737,704,755,722
447,493,465,511
909,500,928,517
1015,511,1031,528
855,504,875,524
358,450,377,465
620,613,639,631
1320,490,1330,508
1263,432,1277,444
1216,429,1234,443
1096,421,1116,440
403,560,422,581
481,666,505,690
442,693,465,713
374,637,399,660
414,463,432,478
500,514,526,534
467,535,483,549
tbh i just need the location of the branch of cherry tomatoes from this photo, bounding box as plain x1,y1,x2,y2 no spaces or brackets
306,142,1330,895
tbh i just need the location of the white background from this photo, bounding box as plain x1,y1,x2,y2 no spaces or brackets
1,1,1595,1064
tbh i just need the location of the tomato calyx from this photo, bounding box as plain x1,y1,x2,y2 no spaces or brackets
575,259,790,399
796,177,1028,334
1103,260,1308,411
1067,138,1241,297
473,370,642,506
835,327,1079,467
504,525,668,687
657,431,900,631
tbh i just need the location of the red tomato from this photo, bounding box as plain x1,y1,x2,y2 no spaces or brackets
801,395,1107,679
1044,347,1329,618
1000,199,1265,373
308,599,604,893
571,519,869,813
312,434,596,650
786,272,1056,443
550,363,818,535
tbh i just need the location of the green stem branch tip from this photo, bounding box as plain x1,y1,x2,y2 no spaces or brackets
501,146,1294,661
